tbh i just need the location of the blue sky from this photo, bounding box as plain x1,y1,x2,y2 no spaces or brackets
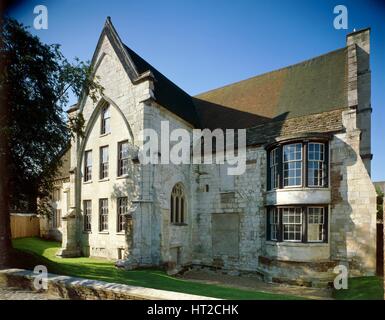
8,0,385,181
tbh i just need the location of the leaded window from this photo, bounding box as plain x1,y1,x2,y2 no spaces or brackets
282,207,302,242
307,207,325,242
118,141,129,176
308,143,326,187
270,148,279,189
99,198,108,232
117,197,128,233
83,200,92,232
267,206,328,243
283,143,302,187
101,106,110,134
269,208,279,241
267,141,328,190
84,150,92,182
170,183,186,224
100,146,109,179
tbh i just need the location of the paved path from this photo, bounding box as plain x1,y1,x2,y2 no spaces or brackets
180,270,333,300
0,285,62,300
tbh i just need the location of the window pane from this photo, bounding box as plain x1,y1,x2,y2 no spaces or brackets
100,146,109,179
99,199,108,231
308,143,326,187
170,196,174,223
84,151,92,181
181,197,184,223
308,207,324,242
282,207,302,241
170,183,186,225
118,141,129,176
84,200,92,231
117,197,127,232
283,144,302,187
270,148,279,189
269,208,279,241
101,106,111,134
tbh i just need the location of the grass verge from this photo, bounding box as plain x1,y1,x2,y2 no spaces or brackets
11,237,303,300
332,276,383,300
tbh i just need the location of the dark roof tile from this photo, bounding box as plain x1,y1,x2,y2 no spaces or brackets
124,45,201,127
194,47,348,129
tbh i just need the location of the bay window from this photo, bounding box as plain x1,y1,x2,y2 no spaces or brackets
267,206,328,243
267,140,328,190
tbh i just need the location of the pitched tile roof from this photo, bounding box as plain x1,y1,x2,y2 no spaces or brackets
111,17,348,139
124,45,201,128
194,47,348,130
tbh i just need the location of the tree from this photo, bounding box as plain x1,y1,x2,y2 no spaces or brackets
0,17,102,268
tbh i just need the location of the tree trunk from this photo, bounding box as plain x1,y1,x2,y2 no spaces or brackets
0,71,12,269
0,126,12,268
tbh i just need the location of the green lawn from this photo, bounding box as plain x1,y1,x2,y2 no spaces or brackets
11,237,302,300
333,276,384,300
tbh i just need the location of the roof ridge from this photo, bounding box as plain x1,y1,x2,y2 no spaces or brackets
195,46,347,98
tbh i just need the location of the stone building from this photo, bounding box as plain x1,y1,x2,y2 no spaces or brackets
46,18,376,287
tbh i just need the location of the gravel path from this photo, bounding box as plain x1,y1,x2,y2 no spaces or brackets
0,285,63,300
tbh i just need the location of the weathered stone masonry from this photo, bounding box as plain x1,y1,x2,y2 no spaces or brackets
44,19,376,287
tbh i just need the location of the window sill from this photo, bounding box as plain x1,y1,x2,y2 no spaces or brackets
98,231,109,234
266,187,330,193
99,178,110,182
116,232,126,235
265,188,331,206
116,175,129,180
265,240,328,247
100,132,111,138
171,223,188,227
83,181,93,185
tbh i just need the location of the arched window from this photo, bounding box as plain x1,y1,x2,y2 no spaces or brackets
170,183,186,225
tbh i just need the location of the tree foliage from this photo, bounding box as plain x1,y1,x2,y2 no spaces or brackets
0,17,103,216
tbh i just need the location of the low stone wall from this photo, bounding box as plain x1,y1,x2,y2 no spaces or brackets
258,256,337,288
0,269,219,300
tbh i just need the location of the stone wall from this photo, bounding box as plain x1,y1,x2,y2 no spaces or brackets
147,101,195,269
346,28,372,174
0,269,218,300
329,109,376,275
54,25,376,288
191,147,265,272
